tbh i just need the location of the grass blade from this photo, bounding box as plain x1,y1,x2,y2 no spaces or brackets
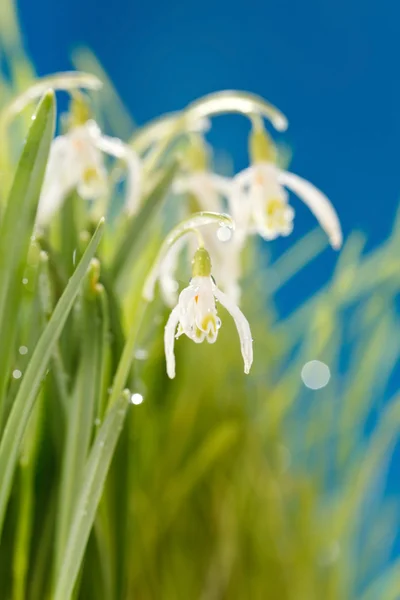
54,392,130,600
55,261,105,576
0,91,55,428
110,162,177,284
0,218,105,539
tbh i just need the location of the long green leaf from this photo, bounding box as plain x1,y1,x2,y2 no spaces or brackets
0,91,55,429
55,262,105,577
110,162,177,284
0,218,105,539
54,392,130,600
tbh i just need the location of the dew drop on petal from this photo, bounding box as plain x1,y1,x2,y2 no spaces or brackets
216,317,222,329
22,278,28,285
19,346,28,355
301,360,330,390
217,225,232,242
13,370,22,380
130,392,144,405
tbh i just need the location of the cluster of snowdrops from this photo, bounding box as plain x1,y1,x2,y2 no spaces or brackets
32,81,342,379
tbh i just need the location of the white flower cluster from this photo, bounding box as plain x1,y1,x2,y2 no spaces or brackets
37,91,342,379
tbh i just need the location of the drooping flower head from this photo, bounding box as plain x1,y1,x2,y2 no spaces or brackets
168,134,244,305
36,93,142,226
229,118,343,249
164,246,253,379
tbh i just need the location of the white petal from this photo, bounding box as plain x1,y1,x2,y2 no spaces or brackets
36,136,76,226
208,173,233,197
279,170,342,249
232,164,257,189
213,286,253,374
164,305,180,379
178,282,200,337
92,128,142,215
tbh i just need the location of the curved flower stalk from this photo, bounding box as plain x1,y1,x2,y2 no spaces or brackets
164,247,253,378
169,135,244,305
229,121,343,249
36,116,142,227
0,71,102,127
132,90,288,173
143,211,235,302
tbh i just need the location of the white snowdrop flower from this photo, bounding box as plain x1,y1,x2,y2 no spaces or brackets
164,247,253,379
171,154,244,305
229,122,342,249
36,119,141,226
173,171,232,213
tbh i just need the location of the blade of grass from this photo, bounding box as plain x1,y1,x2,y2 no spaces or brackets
0,218,104,539
53,391,130,600
0,91,55,430
55,261,105,577
110,162,177,284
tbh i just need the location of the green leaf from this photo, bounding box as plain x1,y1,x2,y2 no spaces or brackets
53,392,130,600
110,162,177,284
54,263,106,577
0,218,105,539
0,91,55,429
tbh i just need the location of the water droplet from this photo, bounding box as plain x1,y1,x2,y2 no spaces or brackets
22,278,28,285
12,369,22,380
216,317,222,329
134,348,149,361
217,225,232,242
19,346,28,355
130,393,144,405
30,235,36,242
301,360,330,390
72,249,77,266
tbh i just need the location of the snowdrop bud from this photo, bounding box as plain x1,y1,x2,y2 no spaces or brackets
68,91,92,128
183,133,210,171
249,117,277,164
191,247,212,277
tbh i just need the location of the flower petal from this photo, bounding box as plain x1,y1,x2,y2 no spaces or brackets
36,136,76,226
279,170,342,250
91,126,142,215
164,305,180,379
213,286,253,374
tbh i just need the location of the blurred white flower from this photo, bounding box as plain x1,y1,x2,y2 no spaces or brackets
36,120,141,226
170,171,244,305
164,247,253,379
173,171,232,213
230,162,342,249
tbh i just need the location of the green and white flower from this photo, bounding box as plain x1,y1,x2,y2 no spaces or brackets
37,119,141,226
164,247,253,379
229,121,343,249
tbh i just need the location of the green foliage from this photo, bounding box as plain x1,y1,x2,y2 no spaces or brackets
0,5,399,600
